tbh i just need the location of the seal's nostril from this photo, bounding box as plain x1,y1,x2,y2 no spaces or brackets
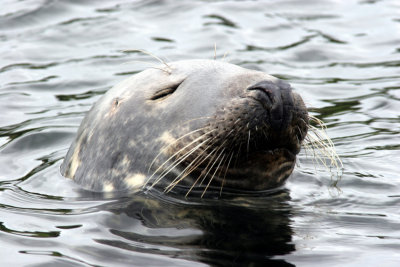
263,89,274,104
247,80,294,131
247,80,281,105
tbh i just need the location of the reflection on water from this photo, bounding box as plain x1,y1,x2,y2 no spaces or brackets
1,0,400,266
96,190,294,266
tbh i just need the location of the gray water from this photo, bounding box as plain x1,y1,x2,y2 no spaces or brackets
1,0,400,266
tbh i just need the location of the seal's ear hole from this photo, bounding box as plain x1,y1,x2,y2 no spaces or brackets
150,84,180,101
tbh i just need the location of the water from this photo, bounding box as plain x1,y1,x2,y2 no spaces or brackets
1,0,400,266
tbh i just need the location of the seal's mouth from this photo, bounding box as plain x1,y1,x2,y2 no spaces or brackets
179,137,300,193
219,148,297,190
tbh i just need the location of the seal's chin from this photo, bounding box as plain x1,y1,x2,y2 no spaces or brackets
177,146,297,193
216,147,297,191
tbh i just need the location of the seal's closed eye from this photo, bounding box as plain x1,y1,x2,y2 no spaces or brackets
150,83,180,101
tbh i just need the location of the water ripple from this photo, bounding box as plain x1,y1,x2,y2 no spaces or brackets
0,0,400,266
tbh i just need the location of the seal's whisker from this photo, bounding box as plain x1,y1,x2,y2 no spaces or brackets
295,134,300,146
300,117,310,127
308,115,327,130
120,59,150,66
151,137,212,189
307,130,341,170
180,129,236,196
168,154,211,194
167,125,228,186
247,130,251,155
220,150,235,196
301,138,310,158
304,135,319,173
202,152,226,198
296,125,304,139
147,127,210,173
222,51,229,61
146,128,214,184
194,135,230,188
180,147,220,196
199,147,225,193
185,146,221,196
302,117,343,176
177,146,223,196
308,125,333,152
165,141,214,192
119,60,171,74
306,134,330,169
262,122,270,139
232,141,243,168
214,148,230,185
312,127,337,156
263,129,269,140
198,143,227,187
122,49,171,71
158,154,209,193
179,116,212,127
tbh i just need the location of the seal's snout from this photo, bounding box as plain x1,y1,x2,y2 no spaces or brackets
247,80,294,131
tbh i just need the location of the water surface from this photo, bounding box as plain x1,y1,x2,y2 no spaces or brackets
1,0,400,266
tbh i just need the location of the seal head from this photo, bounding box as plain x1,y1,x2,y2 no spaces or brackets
61,60,308,195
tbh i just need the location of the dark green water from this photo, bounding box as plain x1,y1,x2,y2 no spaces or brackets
1,0,400,266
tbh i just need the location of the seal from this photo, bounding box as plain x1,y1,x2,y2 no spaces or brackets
61,59,309,196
